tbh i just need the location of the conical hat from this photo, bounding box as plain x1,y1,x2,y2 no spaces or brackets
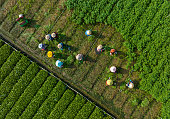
97,45,103,50
51,33,56,37
76,54,83,60
106,79,113,85
86,30,92,35
19,14,24,18
58,44,62,48
47,51,53,58
38,43,42,49
56,60,63,67
110,66,116,72
110,49,115,53
45,35,50,40
128,83,134,88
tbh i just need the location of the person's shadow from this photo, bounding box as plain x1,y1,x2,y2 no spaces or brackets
84,55,96,63
58,34,71,43
26,19,41,28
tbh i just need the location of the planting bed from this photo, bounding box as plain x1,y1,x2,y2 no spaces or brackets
0,40,112,119
0,0,168,118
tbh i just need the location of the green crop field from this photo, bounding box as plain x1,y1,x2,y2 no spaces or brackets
0,0,169,118
0,40,112,119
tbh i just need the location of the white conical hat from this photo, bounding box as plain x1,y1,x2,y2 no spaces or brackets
56,60,63,67
51,33,56,37
86,30,92,35
106,79,113,85
110,66,116,72
19,14,24,18
45,35,50,40
128,83,134,88
58,44,62,48
76,54,83,60
97,45,103,50
38,43,43,49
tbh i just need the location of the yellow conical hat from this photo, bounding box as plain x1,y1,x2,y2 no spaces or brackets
106,79,113,85
47,51,53,58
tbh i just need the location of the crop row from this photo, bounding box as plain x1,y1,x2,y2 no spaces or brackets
0,44,13,66
0,51,22,85
0,55,31,103
19,76,58,119
0,62,39,119
33,81,67,119
89,107,105,119
48,89,75,119
60,94,87,119
5,70,48,119
74,101,95,119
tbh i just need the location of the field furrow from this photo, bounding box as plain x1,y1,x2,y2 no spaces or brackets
0,0,18,24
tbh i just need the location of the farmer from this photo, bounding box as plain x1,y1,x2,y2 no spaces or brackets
95,45,105,54
51,32,58,39
57,43,71,51
126,80,134,89
16,14,28,27
57,43,64,51
38,43,46,51
85,30,92,36
106,78,113,86
76,54,83,61
45,34,53,41
110,66,116,73
56,60,63,68
47,51,54,58
97,45,105,52
110,49,117,56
